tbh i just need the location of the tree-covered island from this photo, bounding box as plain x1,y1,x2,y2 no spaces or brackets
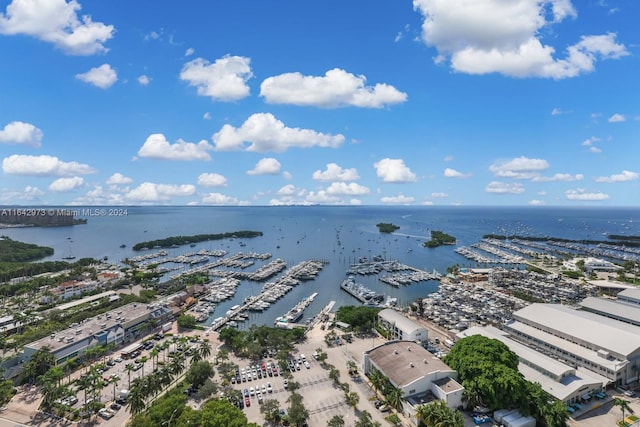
376,223,400,233
0,236,54,262
423,230,456,248
132,230,263,251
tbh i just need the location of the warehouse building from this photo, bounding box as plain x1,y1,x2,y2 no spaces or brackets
377,309,428,345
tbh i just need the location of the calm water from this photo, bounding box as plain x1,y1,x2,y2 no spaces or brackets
3,206,639,327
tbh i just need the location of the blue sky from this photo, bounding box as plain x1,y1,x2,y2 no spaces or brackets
0,0,638,206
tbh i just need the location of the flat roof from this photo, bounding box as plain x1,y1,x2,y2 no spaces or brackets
518,364,602,402
618,288,640,303
432,377,463,393
378,309,425,334
580,297,640,325
587,280,635,290
27,302,169,353
48,290,119,312
366,341,454,388
513,304,640,358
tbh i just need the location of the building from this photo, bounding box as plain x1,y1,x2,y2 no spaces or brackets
22,302,173,364
377,309,428,345
563,257,621,273
363,341,463,424
505,303,640,385
458,326,605,404
579,296,640,327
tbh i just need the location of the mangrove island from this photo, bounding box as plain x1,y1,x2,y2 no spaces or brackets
132,230,263,251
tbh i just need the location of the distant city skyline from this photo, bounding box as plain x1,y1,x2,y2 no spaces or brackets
0,0,638,206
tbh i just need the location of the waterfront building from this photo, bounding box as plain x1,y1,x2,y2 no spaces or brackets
579,295,640,327
457,326,604,404
505,303,640,385
377,309,428,345
21,302,173,365
363,340,463,424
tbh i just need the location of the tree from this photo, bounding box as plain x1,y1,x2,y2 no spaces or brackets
287,392,309,427
127,381,147,416
125,363,135,388
260,398,281,424
384,385,405,413
368,368,386,397
613,398,634,424
177,314,197,329
327,415,345,427
416,400,464,427
345,391,359,408
185,360,215,390
354,410,381,427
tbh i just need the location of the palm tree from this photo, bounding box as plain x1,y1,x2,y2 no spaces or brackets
614,397,634,424
346,360,358,376
345,391,359,408
384,384,405,413
109,375,120,401
138,356,149,377
150,348,160,370
327,415,345,427
125,363,135,388
368,368,386,397
126,383,147,416
198,338,212,360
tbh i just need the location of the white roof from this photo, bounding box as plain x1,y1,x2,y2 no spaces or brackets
580,297,640,325
587,280,635,290
513,304,640,358
378,309,425,334
618,288,640,303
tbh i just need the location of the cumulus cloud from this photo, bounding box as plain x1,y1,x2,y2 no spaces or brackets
565,188,610,201
180,55,252,101
374,158,417,183
197,172,228,187
247,158,281,175
413,0,628,79
304,191,342,205
125,182,195,202
2,154,95,176
443,167,469,178
0,121,43,147
380,193,415,204
212,113,345,152
594,170,639,183
485,181,525,194
0,186,45,203
277,184,304,197
260,68,407,108
202,192,247,205
138,134,213,161
326,182,370,196
531,173,583,182
489,156,549,179
0,0,114,55
608,113,626,123
106,172,132,185
137,75,151,85
75,64,117,89
49,176,84,192
312,163,360,182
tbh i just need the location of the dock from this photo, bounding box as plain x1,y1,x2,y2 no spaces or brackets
340,276,384,305
274,292,319,327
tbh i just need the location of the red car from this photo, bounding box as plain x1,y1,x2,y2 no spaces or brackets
244,397,251,407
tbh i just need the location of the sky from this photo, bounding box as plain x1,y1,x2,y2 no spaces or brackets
0,0,638,207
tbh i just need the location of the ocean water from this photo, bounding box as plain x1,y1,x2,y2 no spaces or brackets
2,205,639,328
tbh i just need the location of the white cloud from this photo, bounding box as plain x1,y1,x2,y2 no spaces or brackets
304,191,342,204
594,170,639,183
106,173,132,185
589,146,602,153
137,75,151,85
489,156,549,179
531,173,583,182
565,188,610,201
551,107,571,115
413,0,628,79
485,181,525,194
581,136,599,146
374,158,417,183
0,121,43,147
276,184,303,197
528,199,545,205
212,113,345,152
443,155,454,162
0,186,45,203
185,47,194,57
197,172,228,187
2,154,95,176
431,192,448,198
75,64,117,89
443,167,468,178
608,113,626,123
203,112,211,120
180,55,252,101
282,171,293,180
260,68,407,108
312,163,360,182
380,194,415,204
138,134,213,161
202,192,247,205
125,182,195,202
49,176,84,192
0,0,114,55
247,158,281,175
326,182,370,196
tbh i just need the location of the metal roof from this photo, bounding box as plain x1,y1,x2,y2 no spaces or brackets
579,297,640,326
378,309,426,335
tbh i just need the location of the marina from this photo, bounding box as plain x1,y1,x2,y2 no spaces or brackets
274,292,319,328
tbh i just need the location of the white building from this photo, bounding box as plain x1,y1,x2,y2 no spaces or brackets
506,303,640,386
458,326,605,404
377,309,428,345
363,341,463,424
563,257,621,273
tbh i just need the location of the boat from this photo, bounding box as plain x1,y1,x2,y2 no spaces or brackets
274,292,318,326
120,244,126,248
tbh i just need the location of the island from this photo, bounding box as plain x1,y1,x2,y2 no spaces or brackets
0,209,86,227
0,236,54,262
376,222,400,233
423,230,456,248
132,230,263,251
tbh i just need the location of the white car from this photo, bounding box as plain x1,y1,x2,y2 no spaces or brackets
304,361,311,369
249,387,255,396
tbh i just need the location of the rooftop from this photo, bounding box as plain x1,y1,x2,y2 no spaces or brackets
378,309,426,334
366,341,454,388
580,297,640,326
618,288,640,303
432,377,463,394
513,303,640,358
